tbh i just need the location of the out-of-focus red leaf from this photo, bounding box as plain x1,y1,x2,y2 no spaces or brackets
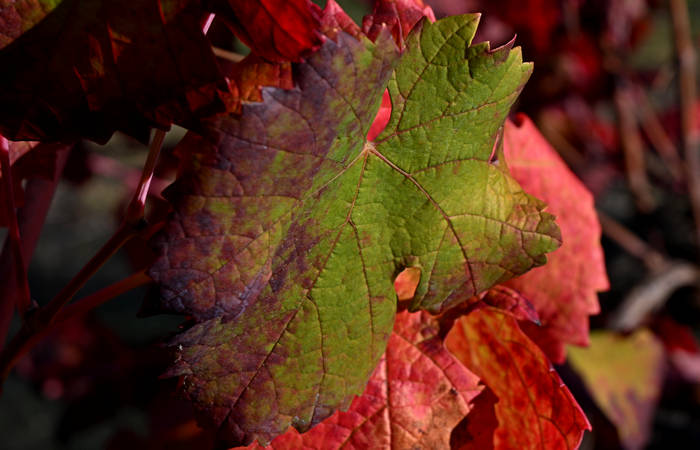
568,330,665,450
238,311,481,449
0,0,227,143
653,317,700,382
362,0,435,47
210,0,322,62
446,306,590,450
502,114,609,363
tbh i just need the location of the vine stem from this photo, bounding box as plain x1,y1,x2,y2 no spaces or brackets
0,270,152,382
0,129,166,385
0,135,32,314
0,145,71,346
669,0,700,252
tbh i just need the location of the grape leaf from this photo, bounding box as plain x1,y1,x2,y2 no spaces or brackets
0,0,61,49
446,306,590,449
502,115,609,363
149,15,559,445
238,311,481,449
0,0,228,142
362,0,436,48
208,0,322,62
568,330,665,450
218,0,359,115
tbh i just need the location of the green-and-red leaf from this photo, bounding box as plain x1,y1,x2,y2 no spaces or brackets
149,14,559,445
239,311,481,449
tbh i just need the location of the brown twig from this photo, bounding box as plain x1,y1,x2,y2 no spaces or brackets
633,85,685,183
212,46,246,63
597,210,667,272
610,262,700,331
599,210,700,330
615,85,657,212
670,0,700,251
125,129,166,224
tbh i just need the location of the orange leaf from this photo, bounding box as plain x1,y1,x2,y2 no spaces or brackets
446,306,590,449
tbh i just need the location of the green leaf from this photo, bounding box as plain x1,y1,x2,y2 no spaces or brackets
149,14,560,446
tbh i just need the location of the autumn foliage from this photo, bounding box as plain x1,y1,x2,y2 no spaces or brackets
5,0,698,449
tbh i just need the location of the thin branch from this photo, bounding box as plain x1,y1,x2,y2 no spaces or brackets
0,128,165,375
0,136,32,314
212,46,245,63
670,0,700,251
614,85,656,212
610,262,700,331
597,210,667,272
0,145,71,346
202,12,216,34
37,222,139,326
634,85,685,183
0,270,152,382
125,129,166,224
600,209,700,330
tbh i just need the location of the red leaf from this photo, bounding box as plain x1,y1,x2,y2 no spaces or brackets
238,311,481,449
217,0,361,115
367,89,392,141
446,306,590,450
0,0,227,142
653,317,700,382
450,386,498,450
319,0,362,41
211,0,322,62
502,115,609,363
362,0,435,47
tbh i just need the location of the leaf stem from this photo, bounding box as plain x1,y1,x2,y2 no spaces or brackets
0,145,71,347
212,46,245,63
614,84,656,212
669,0,700,253
125,129,166,224
0,136,32,315
0,270,152,383
0,129,165,386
